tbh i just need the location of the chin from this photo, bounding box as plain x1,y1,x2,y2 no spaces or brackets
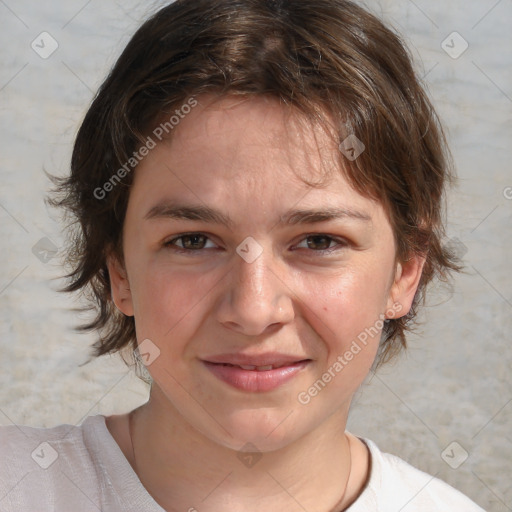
200,407,308,453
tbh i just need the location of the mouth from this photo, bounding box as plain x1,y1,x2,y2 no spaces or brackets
208,361,310,371
202,356,311,392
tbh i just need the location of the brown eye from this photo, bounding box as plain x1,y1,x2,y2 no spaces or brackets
293,234,347,253
181,234,207,249
166,233,214,250
306,235,336,250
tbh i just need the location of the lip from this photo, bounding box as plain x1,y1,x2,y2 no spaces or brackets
204,352,309,368
202,353,311,392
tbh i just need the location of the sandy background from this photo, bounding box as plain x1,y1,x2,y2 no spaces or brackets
0,1,511,510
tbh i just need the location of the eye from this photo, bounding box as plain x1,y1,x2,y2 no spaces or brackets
294,234,347,252
164,233,217,251
164,233,347,254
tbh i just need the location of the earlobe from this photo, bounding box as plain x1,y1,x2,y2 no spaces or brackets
107,254,134,317
386,254,426,318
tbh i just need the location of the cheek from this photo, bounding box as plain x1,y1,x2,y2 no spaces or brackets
299,264,390,356
128,255,216,342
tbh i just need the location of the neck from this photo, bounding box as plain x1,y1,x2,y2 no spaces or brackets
124,385,367,512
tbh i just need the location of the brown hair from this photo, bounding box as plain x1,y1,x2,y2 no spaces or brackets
49,0,461,369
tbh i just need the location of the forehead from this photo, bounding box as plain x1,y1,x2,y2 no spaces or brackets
163,94,339,182
130,94,387,229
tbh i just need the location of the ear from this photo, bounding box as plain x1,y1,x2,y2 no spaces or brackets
385,253,426,318
107,253,134,317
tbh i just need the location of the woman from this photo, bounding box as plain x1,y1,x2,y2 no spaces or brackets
0,1,484,510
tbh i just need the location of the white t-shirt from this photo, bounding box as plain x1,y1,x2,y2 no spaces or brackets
0,415,484,511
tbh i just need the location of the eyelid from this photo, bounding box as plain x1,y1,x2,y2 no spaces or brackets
292,233,349,252
164,232,349,254
164,232,220,251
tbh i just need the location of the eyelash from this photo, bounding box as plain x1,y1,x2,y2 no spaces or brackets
163,232,348,255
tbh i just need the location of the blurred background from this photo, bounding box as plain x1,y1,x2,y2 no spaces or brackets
0,1,511,510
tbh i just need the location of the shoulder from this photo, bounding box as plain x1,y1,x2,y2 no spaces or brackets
0,416,96,470
0,419,84,475
0,415,161,511
0,416,105,510
348,437,485,511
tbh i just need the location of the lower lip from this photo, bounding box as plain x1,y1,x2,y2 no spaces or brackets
202,361,310,392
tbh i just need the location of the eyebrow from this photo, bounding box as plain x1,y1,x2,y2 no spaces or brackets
144,201,372,227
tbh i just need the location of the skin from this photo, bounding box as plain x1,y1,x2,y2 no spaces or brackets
105,94,425,511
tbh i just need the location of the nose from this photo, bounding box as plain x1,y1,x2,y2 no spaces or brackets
215,246,295,336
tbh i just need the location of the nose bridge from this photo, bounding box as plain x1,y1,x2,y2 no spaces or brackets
235,246,280,307
237,253,273,300
217,243,294,335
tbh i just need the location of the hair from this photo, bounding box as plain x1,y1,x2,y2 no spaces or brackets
48,0,462,371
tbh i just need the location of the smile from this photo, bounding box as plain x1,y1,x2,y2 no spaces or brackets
202,358,311,392
217,362,295,371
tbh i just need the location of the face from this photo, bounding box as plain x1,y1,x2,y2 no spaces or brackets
109,94,424,451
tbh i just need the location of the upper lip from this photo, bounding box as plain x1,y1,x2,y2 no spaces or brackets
203,353,310,367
